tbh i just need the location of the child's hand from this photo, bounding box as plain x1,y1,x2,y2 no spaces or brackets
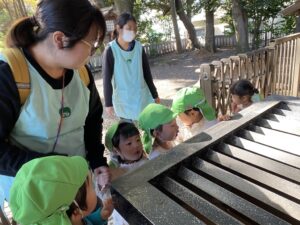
218,114,231,121
231,102,239,114
94,166,111,190
100,197,114,220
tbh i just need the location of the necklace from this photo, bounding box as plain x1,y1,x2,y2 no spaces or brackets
52,73,65,152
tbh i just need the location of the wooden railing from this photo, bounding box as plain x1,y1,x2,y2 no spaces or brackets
199,33,300,114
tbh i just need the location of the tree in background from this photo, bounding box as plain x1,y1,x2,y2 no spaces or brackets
201,0,220,53
0,0,36,49
222,0,294,51
244,0,292,49
231,0,249,52
171,0,183,52
175,0,201,49
114,0,134,13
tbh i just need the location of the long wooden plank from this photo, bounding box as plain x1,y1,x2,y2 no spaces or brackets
161,177,243,225
248,124,300,140
263,112,300,123
192,159,300,221
122,184,205,225
207,150,300,200
177,168,290,225
217,143,300,183
228,136,300,169
282,102,300,111
272,108,300,120
254,118,300,136
240,129,300,156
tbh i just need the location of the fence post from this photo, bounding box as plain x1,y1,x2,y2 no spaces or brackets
199,64,215,109
292,38,300,96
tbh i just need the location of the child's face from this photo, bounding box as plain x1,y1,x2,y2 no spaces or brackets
231,94,250,105
179,109,203,127
156,119,179,141
117,134,144,162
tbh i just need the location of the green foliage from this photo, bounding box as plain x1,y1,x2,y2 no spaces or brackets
0,0,37,50
200,0,220,12
103,0,114,6
270,16,296,37
221,0,295,48
133,0,171,44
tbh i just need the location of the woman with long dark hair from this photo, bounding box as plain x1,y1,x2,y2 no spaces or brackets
0,0,110,210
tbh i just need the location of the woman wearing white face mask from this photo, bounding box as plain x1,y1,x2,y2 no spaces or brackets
102,12,160,121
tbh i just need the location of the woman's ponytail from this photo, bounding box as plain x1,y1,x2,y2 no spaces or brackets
5,17,37,48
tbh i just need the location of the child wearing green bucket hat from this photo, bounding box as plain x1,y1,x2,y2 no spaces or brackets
138,103,179,160
9,156,113,225
105,121,148,225
105,121,148,175
171,87,217,142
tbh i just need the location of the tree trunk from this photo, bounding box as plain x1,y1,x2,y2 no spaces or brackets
251,18,262,50
114,0,133,14
186,0,193,20
170,0,182,53
14,0,27,17
175,0,201,49
205,9,215,53
231,0,249,52
1,0,14,20
18,0,28,16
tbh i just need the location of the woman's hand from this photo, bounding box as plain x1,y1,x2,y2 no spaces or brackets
100,197,114,220
105,106,115,117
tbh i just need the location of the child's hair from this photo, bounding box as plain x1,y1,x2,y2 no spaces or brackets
66,176,88,217
230,79,259,97
6,0,106,48
184,107,200,115
150,125,163,136
113,12,136,38
112,122,140,149
116,12,136,28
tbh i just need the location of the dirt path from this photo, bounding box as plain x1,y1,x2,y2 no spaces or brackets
95,48,237,131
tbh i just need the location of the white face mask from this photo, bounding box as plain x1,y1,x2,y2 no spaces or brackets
122,29,136,42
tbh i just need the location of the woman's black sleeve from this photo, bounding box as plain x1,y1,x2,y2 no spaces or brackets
102,46,114,107
142,48,158,99
84,67,108,169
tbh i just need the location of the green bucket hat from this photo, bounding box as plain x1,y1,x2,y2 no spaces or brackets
105,122,119,152
171,87,216,121
138,103,177,154
10,156,89,225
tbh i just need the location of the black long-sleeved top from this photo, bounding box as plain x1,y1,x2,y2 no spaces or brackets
102,40,158,107
0,49,107,177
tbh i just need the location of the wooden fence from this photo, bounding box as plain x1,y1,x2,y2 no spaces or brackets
88,39,189,71
143,39,189,57
215,35,236,48
199,33,300,115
